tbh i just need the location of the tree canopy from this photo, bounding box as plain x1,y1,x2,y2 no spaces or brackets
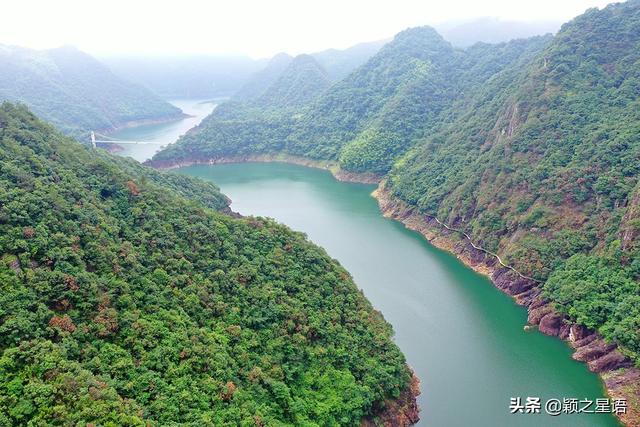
152,0,640,362
0,103,411,426
0,45,182,140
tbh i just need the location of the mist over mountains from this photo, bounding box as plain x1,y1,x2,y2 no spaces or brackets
1,2,639,426
100,17,557,100
0,45,182,139
152,0,640,385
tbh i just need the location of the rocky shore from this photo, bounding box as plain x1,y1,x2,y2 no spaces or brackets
148,155,638,425
362,373,421,427
147,156,419,424
372,181,639,427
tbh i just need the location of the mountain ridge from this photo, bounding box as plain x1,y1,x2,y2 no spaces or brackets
0,45,183,140
150,3,640,408
0,102,416,426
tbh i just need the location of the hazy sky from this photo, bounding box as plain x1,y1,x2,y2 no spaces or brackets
1,0,616,58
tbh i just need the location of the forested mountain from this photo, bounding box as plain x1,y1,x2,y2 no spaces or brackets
152,0,640,363
287,27,459,168
103,39,382,102
103,54,265,99
234,41,384,102
255,55,330,108
0,102,413,425
389,0,640,358
152,27,550,173
233,53,294,101
311,39,387,81
0,45,183,140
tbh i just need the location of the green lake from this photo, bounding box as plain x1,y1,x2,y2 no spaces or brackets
117,100,620,427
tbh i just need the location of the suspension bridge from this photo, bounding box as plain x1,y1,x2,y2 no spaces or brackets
90,131,166,148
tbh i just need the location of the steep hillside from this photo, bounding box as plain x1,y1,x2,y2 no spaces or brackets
331,33,549,173
151,27,550,174
0,103,415,426
0,45,182,139
255,54,330,108
388,1,640,358
287,27,457,165
234,53,294,102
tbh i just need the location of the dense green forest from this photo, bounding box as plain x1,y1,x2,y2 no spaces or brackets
152,1,640,362
0,45,182,140
387,0,640,360
254,55,330,109
234,54,295,102
0,103,411,426
152,28,551,174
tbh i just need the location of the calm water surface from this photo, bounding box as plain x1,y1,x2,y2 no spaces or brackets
110,99,217,161
179,163,620,427
117,102,620,427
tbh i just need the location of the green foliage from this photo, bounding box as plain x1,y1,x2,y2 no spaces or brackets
234,53,294,101
339,129,403,174
0,103,410,425
152,27,549,176
153,1,640,363
388,0,640,276
0,45,182,140
544,249,640,357
254,55,330,109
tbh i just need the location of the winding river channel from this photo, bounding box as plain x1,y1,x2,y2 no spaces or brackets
116,99,620,427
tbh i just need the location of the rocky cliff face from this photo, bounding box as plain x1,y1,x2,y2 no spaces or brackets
361,373,421,427
373,182,640,427
620,185,640,252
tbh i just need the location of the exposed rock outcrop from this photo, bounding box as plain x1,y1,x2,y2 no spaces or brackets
619,184,640,252
147,157,637,426
361,373,421,427
372,181,639,427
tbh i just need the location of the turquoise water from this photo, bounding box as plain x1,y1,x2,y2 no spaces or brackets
115,101,620,426
179,163,620,427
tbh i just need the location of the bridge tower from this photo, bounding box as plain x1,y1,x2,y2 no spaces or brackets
90,131,96,149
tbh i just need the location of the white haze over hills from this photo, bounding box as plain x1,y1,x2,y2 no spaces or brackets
0,0,612,58
0,0,612,99
435,17,562,46
101,16,563,99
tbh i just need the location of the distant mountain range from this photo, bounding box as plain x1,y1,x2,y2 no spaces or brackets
100,18,559,100
434,17,561,47
0,45,182,139
102,40,386,100
0,17,560,140
101,54,265,99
